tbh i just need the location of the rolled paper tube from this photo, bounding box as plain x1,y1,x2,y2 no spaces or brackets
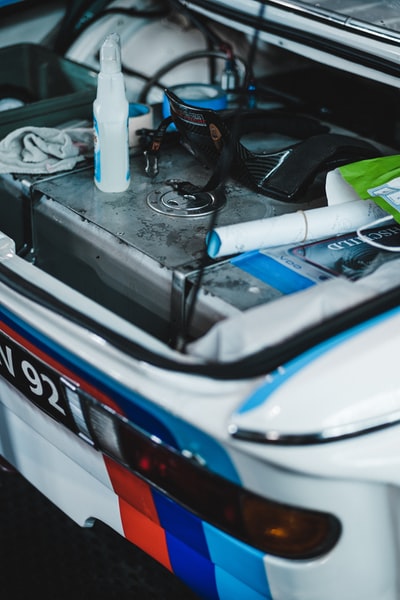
206,199,388,259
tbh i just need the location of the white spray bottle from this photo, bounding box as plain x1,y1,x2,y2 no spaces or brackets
94,33,130,193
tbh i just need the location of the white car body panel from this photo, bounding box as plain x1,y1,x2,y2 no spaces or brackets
1,2,400,599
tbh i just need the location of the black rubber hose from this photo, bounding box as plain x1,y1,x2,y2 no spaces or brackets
138,49,248,103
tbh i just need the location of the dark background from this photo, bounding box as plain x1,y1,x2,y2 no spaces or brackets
0,470,200,599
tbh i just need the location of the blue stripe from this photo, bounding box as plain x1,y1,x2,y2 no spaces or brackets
165,532,219,599
214,565,270,600
154,491,219,598
231,251,314,294
0,304,179,445
204,522,271,599
153,490,210,558
0,303,240,482
154,491,271,599
237,305,400,415
0,0,22,6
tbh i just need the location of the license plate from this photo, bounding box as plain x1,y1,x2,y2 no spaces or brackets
0,327,77,431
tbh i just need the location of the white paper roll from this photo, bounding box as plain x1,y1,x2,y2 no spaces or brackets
206,199,388,259
325,167,362,205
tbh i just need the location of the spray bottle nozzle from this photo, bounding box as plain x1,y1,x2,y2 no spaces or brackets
100,32,122,74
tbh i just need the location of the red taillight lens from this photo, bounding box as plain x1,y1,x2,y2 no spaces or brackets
80,396,341,559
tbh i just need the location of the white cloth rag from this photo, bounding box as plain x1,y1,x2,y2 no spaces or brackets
0,126,93,174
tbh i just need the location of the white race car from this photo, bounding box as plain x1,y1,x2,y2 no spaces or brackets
1,1,400,599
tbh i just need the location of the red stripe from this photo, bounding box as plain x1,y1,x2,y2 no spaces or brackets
0,320,122,413
104,456,172,571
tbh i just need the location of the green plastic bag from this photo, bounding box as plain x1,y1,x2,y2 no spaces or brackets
338,155,400,224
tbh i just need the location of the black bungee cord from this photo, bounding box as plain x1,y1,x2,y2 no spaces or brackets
178,1,267,352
